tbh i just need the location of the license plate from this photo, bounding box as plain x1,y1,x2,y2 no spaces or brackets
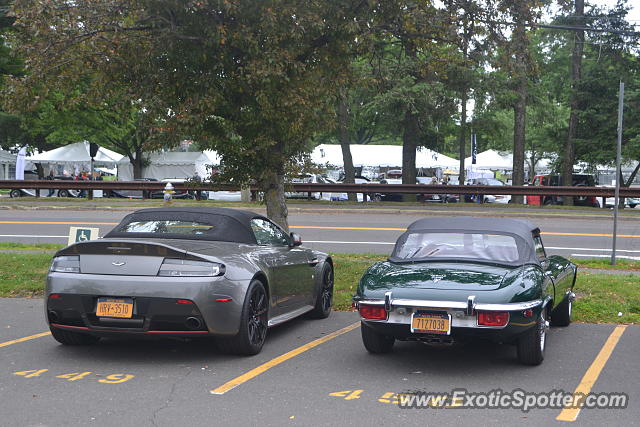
411,312,451,335
96,298,133,318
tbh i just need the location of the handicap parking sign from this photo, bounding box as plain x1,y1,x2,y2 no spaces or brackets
68,227,99,245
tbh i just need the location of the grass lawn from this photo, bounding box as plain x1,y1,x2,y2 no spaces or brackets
0,248,637,324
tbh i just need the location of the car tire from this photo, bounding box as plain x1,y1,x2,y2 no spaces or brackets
552,295,572,327
517,309,548,365
58,189,70,198
308,263,333,319
9,189,21,198
361,323,394,354
50,327,100,345
629,204,637,209
372,194,382,202
217,280,268,356
543,198,553,206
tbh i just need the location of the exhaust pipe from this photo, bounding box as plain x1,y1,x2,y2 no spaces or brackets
185,317,202,330
48,310,59,323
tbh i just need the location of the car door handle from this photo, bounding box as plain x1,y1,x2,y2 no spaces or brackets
309,258,319,266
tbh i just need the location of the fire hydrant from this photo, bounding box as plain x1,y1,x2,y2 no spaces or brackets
163,182,174,203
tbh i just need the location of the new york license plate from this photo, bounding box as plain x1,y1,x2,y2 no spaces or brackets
96,298,133,318
411,312,451,335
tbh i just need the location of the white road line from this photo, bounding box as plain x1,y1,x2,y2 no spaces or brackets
571,254,640,260
304,240,395,245
0,235,67,238
546,246,640,254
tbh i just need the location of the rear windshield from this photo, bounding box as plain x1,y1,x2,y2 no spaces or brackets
121,220,216,235
392,232,520,263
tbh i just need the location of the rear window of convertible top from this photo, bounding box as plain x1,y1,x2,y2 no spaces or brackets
121,220,216,235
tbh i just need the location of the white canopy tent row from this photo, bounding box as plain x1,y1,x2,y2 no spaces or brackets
0,150,16,179
311,144,459,169
117,151,211,181
27,141,125,175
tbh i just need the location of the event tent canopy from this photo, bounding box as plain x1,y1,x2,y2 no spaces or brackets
117,151,211,181
312,144,459,168
464,149,513,170
27,141,124,167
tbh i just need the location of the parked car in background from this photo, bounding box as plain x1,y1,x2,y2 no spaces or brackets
527,174,599,207
417,177,459,203
353,217,576,365
9,173,82,198
463,178,511,204
105,178,157,199
150,178,205,200
286,174,332,200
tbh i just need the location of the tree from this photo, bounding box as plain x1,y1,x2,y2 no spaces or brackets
7,0,367,229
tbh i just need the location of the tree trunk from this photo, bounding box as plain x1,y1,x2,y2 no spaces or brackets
262,167,289,231
512,80,527,204
458,90,468,189
563,0,584,206
338,90,357,202
402,110,419,202
131,148,144,179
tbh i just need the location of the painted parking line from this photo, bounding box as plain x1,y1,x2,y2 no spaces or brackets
556,325,627,422
0,332,51,349
210,322,360,395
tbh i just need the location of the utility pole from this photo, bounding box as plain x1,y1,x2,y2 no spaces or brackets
611,81,624,266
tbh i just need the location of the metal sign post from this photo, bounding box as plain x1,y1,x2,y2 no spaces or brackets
611,81,624,266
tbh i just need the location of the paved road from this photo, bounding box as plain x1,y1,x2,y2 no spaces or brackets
0,208,639,260
0,299,637,426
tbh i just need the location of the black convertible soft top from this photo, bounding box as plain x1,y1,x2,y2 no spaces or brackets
105,207,270,244
392,217,541,265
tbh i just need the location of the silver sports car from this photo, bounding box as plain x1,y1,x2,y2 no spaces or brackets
45,207,334,355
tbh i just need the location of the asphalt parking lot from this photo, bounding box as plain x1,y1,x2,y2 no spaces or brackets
1,298,637,426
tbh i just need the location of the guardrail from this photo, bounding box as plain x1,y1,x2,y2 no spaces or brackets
1,180,640,198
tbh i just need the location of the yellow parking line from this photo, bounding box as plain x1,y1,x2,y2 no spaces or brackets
556,325,627,422
291,225,406,231
0,221,118,225
210,322,360,395
0,332,51,348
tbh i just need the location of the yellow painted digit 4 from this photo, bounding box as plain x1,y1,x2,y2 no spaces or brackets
14,369,48,378
98,374,134,384
56,372,92,381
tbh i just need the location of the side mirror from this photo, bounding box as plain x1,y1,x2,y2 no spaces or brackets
290,232,302,247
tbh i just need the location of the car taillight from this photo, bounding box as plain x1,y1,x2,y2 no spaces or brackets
158,259,225,277
477,311,509,327
359,304,387,320
50,255,80,273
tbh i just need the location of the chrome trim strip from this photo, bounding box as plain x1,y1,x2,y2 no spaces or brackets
357,299,385,306
466,295,476,316
474,300,543,311
384,291,392,312
359,298,543,312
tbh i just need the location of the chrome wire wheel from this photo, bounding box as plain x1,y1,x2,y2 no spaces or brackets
247,285,268,346
539,310,549,353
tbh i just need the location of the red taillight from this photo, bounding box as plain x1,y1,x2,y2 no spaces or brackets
359,304,387,320
176,299,194,305
49,293,61,299
477,311,509,327
215,298,233,303
523,309,533,318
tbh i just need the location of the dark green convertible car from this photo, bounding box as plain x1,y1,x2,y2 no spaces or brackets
353,217,576,365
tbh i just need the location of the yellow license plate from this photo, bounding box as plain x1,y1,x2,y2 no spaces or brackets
411,313,451,335
96,298,133,318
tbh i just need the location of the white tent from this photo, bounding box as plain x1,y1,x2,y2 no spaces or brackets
117,151,211,181
0,150,16,180
464,149,513,170
27,141,124,171
312,144,459,168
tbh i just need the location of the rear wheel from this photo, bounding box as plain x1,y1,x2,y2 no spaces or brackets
58,189,70,197
361,323,394,354
308,263,333,319
517,309,548,365
9,189,21,198
50,327,100,345
552,295,572,327
217,280,268,356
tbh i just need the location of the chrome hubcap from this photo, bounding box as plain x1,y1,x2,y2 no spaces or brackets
539,312,549,352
